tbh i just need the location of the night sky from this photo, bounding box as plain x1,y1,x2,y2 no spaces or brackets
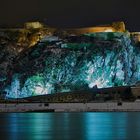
0,0,139,31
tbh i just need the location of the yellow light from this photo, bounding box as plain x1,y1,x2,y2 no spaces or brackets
104,29,114,32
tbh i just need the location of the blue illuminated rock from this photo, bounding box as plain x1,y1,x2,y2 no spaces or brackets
3,31,140,98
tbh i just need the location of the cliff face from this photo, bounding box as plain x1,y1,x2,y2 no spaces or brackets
0,28,50,87
0,28,140,98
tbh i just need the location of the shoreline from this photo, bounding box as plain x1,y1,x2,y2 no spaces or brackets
0,102,140,112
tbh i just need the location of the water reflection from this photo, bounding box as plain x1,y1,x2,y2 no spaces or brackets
85,113,127,140
0,113,140,140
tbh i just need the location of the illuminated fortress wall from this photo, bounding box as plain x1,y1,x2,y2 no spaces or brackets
64,22,126,34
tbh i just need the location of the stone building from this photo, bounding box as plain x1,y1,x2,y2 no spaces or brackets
24,22,44,29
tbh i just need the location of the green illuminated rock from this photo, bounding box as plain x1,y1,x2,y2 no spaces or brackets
0,30,139,98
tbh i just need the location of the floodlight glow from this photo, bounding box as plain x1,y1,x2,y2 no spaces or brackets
89,79,103,88
104,29,114,32
34,86,44,95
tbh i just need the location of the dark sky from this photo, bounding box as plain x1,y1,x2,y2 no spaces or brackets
0,0,139,31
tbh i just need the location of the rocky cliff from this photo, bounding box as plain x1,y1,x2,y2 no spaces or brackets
0,27,140,98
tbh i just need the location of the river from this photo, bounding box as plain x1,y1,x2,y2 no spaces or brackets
0,112,140,140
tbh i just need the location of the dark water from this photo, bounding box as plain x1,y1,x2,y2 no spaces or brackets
0,113,140,140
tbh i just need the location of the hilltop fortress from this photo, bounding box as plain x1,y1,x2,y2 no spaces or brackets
0,21,140,49
24,21,126,33
23,21,140,42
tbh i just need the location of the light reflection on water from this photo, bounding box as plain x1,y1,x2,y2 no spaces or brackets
0,113,140,140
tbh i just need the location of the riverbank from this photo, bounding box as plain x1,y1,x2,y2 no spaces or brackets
1,102,140,112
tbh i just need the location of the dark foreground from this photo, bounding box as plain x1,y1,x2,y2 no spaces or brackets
0,112,140,140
